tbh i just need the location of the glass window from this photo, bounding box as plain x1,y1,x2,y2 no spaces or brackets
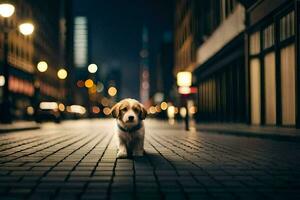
280,44,296,125
263,24,275,49
280,11,295,41
250,58,261,125
264,52,276,124
250,32,260,55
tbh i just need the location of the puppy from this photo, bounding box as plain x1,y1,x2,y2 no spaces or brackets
111,98,147,158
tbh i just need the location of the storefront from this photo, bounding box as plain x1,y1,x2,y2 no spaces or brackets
245,0,300,127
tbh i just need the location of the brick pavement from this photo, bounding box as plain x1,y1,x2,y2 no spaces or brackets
0,119,300,199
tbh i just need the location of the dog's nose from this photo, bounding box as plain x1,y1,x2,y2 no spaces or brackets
128,116,134,121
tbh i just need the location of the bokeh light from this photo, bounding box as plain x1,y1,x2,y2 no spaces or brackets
85,79,94,88
37,61,48,72
103,107,111,116
26,106,34,115
19,22,34,36
77,80,85,88
0,75,5,87
57,69,67,80
58,103,65,112
0,3,15,18
160,102,168,110
108,87,117,97
88,64,98,73
92,106,100,114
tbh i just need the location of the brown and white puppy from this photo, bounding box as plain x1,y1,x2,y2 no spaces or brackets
111,98,147,158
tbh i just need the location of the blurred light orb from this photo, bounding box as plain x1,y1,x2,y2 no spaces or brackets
92,106,100,114
37,61,48,72
180,107,187,118
76,80,84,88
85,79,94,88
101,97,109,107
189,106,197,114
108,87,117,97
57,69,67,80
0,75,5,87
103,107,111,116
26,106,34,115
96,82,104,93
149,106,156,114
167,106,175,119
88,64,98,73
58,103,65,112
177,71,192,87
155,105,161,113
160,102,168,110
0,3,15,18
19,22,34,36
89,84,97,94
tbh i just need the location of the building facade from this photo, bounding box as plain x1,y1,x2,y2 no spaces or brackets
0,0,66,120
175,0,300,128
244,0,300,127
196,1,246,123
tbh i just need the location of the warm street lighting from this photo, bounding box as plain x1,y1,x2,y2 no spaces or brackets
177,71,192,87
37,61,48,72
160,102,168,110
0,75,5,87
85,79,94,88
19,22,34,36
0,3,15,18
0,4,35,123
57,69,67,80
176,71,192,131
88,64,98,73
108,86,117,97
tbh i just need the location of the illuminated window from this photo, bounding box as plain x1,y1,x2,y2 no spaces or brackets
74,16,88,68
250,32,260,55
263,24,274,49
280,11,295,41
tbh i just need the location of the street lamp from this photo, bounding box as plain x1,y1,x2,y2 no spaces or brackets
57,69,68,80
19,22,34,36
0,3,35,123
0,3,15,18
108,86,117,97
177,71,192,131
37,61,48,73
88,64,98,74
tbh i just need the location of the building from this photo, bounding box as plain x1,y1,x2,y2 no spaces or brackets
175,0,300,128
175,0,246,123
0,0,66,120
243,0,300,127
153,31,174,102
140,26,150,105
174,0,199,75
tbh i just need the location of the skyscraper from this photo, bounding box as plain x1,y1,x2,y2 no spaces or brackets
139,26,150,104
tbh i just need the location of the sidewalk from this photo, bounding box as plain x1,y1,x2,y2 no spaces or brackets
196,122,300,141
0,121,40,133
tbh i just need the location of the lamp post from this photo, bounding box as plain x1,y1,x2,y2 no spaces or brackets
0,3,34,123
177,71,192,131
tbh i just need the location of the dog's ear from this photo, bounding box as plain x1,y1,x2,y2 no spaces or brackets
110,103,120,118
139,103,147,120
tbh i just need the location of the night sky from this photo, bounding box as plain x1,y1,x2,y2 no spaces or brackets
73,0,174,99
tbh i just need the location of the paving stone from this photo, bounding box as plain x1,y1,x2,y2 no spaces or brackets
0,120,299,199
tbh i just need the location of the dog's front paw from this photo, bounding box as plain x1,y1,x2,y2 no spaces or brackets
117,151,128,159
132,150,144,157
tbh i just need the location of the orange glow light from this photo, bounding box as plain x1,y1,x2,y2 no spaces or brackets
85,79,94,88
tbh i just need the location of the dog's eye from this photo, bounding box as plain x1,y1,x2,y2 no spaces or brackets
122,107,128,112
133,107,139,113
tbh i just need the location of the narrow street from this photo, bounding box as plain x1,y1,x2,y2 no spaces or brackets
0,119,299,199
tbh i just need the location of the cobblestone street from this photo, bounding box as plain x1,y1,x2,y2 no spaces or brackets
0,119,300,199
